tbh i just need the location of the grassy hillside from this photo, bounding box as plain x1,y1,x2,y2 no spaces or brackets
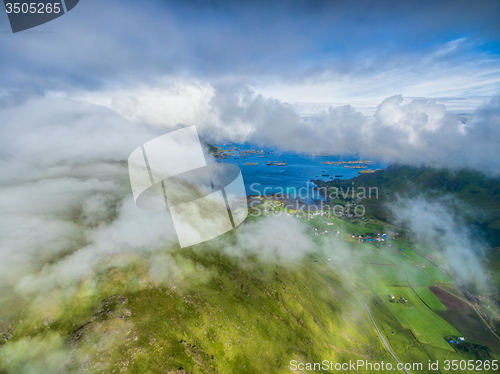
2,177,500,373
0,244,397,374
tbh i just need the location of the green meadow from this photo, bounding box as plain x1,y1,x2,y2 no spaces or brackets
379,287,460,351
1,203,499,373
413,287,447,311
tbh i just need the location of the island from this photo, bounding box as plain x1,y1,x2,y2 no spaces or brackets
266,161,287,165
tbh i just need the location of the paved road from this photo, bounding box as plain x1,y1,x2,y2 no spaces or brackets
313,250,411,374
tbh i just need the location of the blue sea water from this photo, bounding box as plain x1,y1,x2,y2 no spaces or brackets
213,143,389,201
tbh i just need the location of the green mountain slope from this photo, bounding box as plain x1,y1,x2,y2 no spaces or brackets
313,164,500,244
0,247,397,374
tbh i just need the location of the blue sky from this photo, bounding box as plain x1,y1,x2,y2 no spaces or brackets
0,0,499,108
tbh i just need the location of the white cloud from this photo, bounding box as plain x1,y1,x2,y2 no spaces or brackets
387,195,488,288
0,83,498,303
219,214,313,263
55,82,500,175
0,97,178,296
71,78,216,128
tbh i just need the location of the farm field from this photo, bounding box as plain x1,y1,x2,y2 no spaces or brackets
304,206,500,370
379,287,460,351
436,309,500,350
414,287,447,311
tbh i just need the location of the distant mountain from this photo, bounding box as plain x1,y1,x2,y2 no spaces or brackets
313,164,500,244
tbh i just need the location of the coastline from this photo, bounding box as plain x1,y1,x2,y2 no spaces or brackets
209,142,390,198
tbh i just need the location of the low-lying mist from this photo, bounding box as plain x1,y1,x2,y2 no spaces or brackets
0,97,318,322
386,195,490,290
0,91,497,373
